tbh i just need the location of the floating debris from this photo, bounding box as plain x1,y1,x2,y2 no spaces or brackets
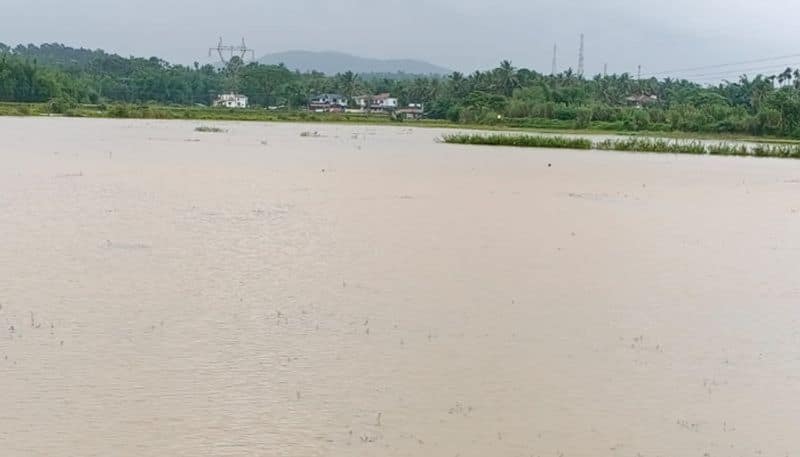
194,125,226,133
103,240,151,250
55,171,83,178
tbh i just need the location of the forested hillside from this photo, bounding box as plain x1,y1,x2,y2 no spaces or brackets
3,43,800,137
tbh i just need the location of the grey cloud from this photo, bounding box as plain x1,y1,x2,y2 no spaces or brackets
1,0,797,79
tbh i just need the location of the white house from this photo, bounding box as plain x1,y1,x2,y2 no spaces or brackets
625,94,658,108
309,93,348,112
355,93,399,112
213,93,248,108
397,103,425,119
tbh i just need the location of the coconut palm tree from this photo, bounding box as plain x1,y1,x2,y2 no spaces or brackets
337,71,359,103
495,60,519,97
777,67,793,86
448,71,467,98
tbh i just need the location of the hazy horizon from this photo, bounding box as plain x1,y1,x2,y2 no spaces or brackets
2,0,800,81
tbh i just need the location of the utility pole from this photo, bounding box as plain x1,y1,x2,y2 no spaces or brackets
577,33,585,77
551,43,558,76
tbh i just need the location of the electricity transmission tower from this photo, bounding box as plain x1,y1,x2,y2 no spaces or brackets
208,37,256,65
551,43,557,75
209,37,255,93
577,33,585,77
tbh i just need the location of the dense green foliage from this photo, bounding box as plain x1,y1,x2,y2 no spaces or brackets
4,43,800,137
443,133,800,158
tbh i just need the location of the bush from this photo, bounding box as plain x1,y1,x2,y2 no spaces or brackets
575,107,593,129
757,108,782,135
589,104,621,122
446,106,460,123
553,105,577,120
482,111,503,125
506,99,533,118
48,96,76,114
108,104,131,118
624,109,650,131
540,102,556,119
711,118,740,133
647,108,666,123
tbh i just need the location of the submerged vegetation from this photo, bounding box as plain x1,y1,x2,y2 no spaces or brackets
439,133,592,149
194,125,226,133
594,137,707,154
442,133,800,158
4,43,800,139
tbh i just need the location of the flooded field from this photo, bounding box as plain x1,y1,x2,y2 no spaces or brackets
2,117,800,457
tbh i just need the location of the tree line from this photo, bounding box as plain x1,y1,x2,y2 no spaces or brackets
3,43,800,137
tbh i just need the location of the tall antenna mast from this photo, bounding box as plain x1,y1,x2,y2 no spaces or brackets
637,65,643,95
577,33,585,77
551,43,557,75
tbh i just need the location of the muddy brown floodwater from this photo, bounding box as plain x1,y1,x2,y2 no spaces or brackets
2,117,800,457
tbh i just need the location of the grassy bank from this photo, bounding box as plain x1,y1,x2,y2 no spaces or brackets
3,101,800,145
442,133,800,159
0,102,456,127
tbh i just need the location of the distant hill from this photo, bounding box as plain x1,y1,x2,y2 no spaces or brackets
258,50,451,76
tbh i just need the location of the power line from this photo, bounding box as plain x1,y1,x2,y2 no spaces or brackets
641,52,800,77
672,62,800,81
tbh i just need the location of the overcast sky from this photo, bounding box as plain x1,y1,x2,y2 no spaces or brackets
2,0,799,80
